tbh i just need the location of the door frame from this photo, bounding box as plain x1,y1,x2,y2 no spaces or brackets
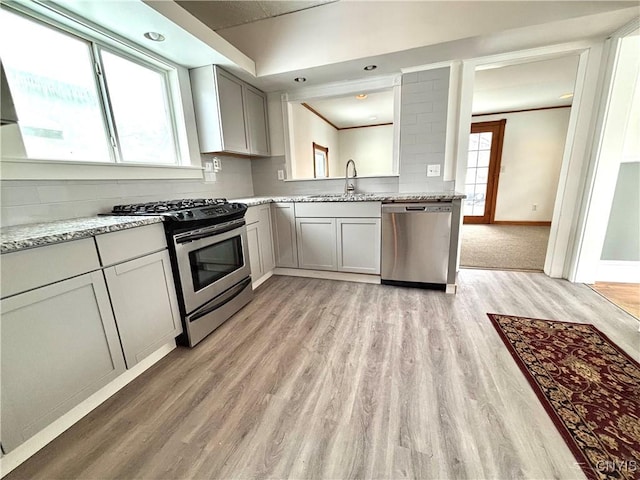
464,119,506,224
452,40,609,279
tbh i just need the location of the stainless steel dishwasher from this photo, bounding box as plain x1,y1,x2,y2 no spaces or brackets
381,202,452,289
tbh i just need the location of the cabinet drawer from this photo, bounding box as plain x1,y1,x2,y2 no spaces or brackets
294,201,381,218
96,223,167,266
1,238,100,299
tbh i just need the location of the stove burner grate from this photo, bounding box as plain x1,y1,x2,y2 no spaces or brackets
112,198,228,214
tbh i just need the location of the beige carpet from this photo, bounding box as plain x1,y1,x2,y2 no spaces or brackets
460,224,551,271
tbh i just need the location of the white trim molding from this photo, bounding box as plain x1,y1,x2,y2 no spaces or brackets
596,261,640,283
274,267,381,284
0,158,204,181
451,39,609,280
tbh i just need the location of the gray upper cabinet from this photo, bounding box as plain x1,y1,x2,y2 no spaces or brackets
190,65,270,156
244,85,270,156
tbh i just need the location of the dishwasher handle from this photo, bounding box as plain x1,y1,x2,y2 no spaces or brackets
382,203,452,214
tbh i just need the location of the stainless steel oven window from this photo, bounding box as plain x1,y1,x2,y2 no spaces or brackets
188,236,244,292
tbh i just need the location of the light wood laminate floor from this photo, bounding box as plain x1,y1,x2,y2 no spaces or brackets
6,270,640,480
590,281,640,319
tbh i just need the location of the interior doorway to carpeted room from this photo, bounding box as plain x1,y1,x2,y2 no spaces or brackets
460,224,551,271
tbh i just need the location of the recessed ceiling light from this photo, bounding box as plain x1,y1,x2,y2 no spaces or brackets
559,93,574,99
144,32,165,42
364,65,377,71
356,94,368,100
294,77,307,83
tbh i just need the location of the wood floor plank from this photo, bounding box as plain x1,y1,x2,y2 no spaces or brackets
5,269,639,480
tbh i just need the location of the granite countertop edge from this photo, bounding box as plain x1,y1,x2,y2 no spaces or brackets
233,192,465,206
1,192,464,254
1,216,164,254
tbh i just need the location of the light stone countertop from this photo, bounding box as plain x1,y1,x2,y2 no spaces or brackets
232,192,465,207
1,192,464,254
1,216,164,254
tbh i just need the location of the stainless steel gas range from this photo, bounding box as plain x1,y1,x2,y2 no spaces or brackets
110,198,252,347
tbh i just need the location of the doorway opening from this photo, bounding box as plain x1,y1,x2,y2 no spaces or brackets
460,55,580,271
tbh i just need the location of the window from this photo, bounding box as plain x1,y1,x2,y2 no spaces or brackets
0,6,179,165
313,142,329,178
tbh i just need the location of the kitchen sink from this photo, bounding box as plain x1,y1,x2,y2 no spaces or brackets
305,193,367,199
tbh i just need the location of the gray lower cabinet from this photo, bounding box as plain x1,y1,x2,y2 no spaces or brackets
271,202,298,268
336,218,381,274
296,218,338,271
0,271,126,452
103,250,182,369
246,205,275,285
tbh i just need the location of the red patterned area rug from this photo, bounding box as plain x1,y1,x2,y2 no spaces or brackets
487,314,640,480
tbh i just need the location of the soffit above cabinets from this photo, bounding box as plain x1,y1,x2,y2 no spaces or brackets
175,1,337,31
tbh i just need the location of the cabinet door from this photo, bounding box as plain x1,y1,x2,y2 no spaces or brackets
272,203,298,268
104,250,182,369
1,272,126,452
296,218,337,271
246,221,263,281
257,204,275,273
337,218,381,274
216,69,249,154
245,85,270,156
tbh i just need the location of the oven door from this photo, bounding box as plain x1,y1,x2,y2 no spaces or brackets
173,219,251,314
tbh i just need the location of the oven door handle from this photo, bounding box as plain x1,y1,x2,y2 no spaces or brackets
175,220,245,244
189,277,252,323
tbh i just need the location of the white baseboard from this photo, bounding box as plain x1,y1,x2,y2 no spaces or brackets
273,267,381,284
0,342,176,477
252,270,274,289
596,260,640,283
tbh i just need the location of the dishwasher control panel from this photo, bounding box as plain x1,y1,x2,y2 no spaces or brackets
382,203,453,214
404,205,452,213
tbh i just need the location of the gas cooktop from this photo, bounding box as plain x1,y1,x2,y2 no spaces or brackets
109,198,247,223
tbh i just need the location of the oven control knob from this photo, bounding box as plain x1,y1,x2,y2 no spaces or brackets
186,210,194,217
176,212,184,219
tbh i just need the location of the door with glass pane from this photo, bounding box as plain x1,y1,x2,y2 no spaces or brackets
464,120,506,224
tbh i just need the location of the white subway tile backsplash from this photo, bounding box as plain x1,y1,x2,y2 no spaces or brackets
418,69,448,82
402,72,419,84
0,185,41,206
0,154,254,226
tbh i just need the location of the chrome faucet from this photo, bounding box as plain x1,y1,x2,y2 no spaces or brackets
345,159,358,195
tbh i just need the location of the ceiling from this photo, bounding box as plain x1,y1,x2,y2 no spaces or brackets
300,54,582,127
473,55,581,114
47,0,638,93
175,1,336,31
306,90,395,129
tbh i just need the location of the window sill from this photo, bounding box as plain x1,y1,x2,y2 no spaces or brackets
0,157,205,181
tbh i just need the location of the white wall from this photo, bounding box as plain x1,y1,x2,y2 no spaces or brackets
474,108,571,222
290,102,339,179
572,33,640,283
336,125,394,177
